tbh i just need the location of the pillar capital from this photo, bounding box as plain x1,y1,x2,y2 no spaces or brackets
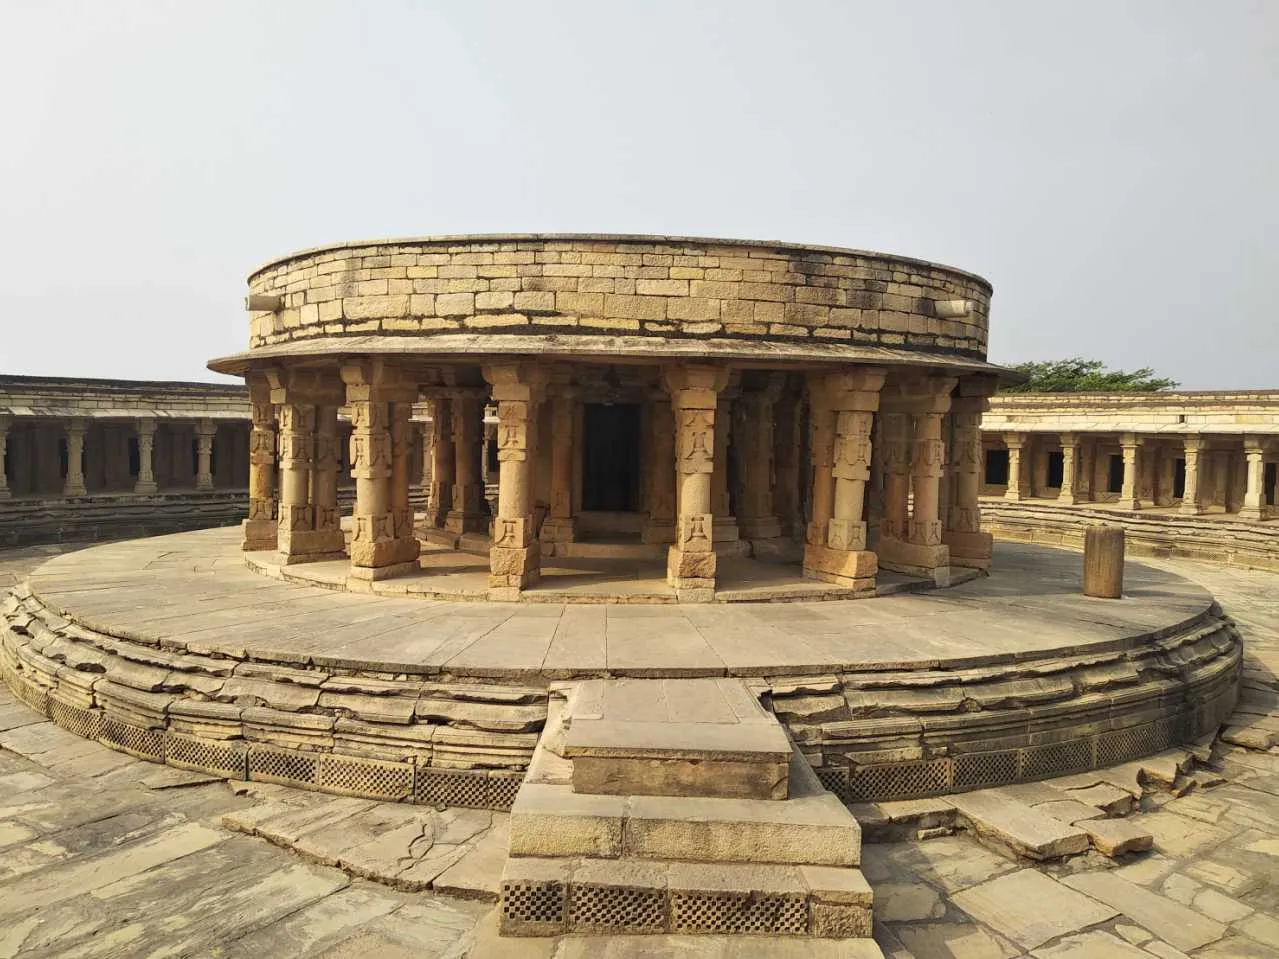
340,359,419,404
482,362,548,404
662,364,731,409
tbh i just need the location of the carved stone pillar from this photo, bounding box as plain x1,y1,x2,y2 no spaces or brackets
343,361,420,581
803,369,885,592
426,397,454,529
711,383,740,543
276,401,316,559
312,405,344,549
446,393,487,535
878,412,911,540
64,418,87,497
1117,433,1141,511
1003,432,1027,500
944,384,995,570
134,417,158,495
389,401,419,564
642,393,677,545
734,373,784,542
1155,444,1176,507
878,376,955,582
540,381,579,544
0,415,10,499
1057,432,1079,505
1240,436,1267,521
771,381,803,539
484,363,545,599
242,378,277,550
664,364,729,601
1076,438,1094,502
195,418,216,491
1180,436,1203,515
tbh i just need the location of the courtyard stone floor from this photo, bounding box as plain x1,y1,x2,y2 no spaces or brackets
0,542,1277,958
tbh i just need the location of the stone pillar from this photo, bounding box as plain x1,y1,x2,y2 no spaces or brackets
711,383,740,543
803,369,886,592
242,378,277,550
0,416,10,499
134,417,158,494
64,418,87,497
1057,432,1079,505
312,405,345,551
484,363,546,599
1003,432,1028,500
805,375,837,550
540,381,579,544
389,401,419,564
772,381,803,539
1155,445,1176,507
1240,435,1267,521
664,364,729,602
343,361,421,581
195,418,216,491
642,393,677,544
1117,433,1141,511
1076,438,1094,502
944,383,995,569
1180,436,1203,515
275,401,316,559
736,372,784,542
426,398,454,529
446,393,487,536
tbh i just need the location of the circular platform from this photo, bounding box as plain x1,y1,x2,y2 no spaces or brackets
0,527,1242,807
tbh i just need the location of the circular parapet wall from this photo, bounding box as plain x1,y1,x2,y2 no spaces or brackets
0,529,1240,809
226,235,992,367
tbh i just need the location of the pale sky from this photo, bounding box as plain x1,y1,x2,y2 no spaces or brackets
1,1,1274,388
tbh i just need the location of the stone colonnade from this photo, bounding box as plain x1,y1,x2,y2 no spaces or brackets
0,414,251,501
242,360,997,601
984,430,1279,520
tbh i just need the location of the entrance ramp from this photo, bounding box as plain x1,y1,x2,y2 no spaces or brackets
499,678,875,940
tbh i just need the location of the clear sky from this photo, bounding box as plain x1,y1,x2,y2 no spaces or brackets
1,1,1274,388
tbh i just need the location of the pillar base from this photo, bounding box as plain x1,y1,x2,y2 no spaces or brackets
0,489,10,500
712,516,740,543
278,528,347,565
64,483,87,498
1003,489,1024,501
1239,505,1266,522
1116,498,1142,512
943,530,993,570
241,518,277,552
350,537,421,570
1056,491,1078,505
134,481,158,495
802,543,877,593
446,509,489,536
539,516,578,543
641,520,677,545
739,516,783,540
666,546,716,601
1178,501,1203,516
489,543,541,597
348,560,419,583
877,537,951,581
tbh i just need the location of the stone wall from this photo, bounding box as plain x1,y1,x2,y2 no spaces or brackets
245,235,992,359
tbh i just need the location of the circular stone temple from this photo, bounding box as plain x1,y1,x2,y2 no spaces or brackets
209,234,1003,600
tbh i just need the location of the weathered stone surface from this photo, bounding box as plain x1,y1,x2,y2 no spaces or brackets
1060,871,1227,952
951,869,1118,949
1080,817,1153,857
950,790,1091,860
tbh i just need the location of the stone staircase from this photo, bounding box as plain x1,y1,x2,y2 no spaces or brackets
498,678,874,939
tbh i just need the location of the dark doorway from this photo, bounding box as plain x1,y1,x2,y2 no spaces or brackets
1107,454,1124,493
1046,451,1065,489
1267,462,1278,506
1173,459,1186,499
984,448,1009,486
582,403,641,512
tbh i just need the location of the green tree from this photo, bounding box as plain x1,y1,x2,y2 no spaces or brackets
1002,357,1178,393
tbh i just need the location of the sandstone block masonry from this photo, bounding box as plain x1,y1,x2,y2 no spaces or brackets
242,235,992,358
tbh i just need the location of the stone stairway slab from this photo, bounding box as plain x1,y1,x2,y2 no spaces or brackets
950,789,1091,860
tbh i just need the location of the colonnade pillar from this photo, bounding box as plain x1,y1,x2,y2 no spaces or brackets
195,419,216,491
664,364,729,601
1057,432,1079,505
134,417,158,495
446,392,487,536
944,382,995,569
425,397,454,529
772,381,804,539
711,378,740,543
878,376,955,582
642,393,677,544
0,416,9,500
736,372,784,542
540,379,579,544
1117,433,1141,511
1003,432,1027,500
269,370,347,565
64,418,87,497
1240,435,1267,521
802,369,885,592
1155,445,1177,507
1181,436,1203,515
484,363,546,600
342,361,421,581
242,378,277,550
